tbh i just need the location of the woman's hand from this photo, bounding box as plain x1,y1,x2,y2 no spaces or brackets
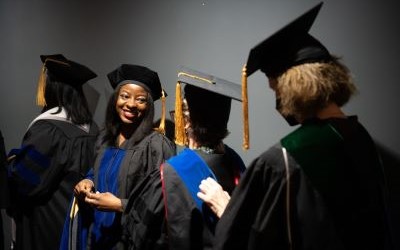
84,191,123,212
74,179,94,200
197,177,230,218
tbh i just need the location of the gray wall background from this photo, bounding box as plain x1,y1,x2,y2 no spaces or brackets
1,0,399,248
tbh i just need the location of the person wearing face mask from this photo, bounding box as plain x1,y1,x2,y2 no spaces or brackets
213,3,393,250
61,64,176,250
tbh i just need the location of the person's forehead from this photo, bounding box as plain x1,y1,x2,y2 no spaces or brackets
119,83,148,93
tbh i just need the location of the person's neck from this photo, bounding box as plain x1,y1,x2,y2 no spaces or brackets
316,103,347,120
188,138,199,150
188,138,224,154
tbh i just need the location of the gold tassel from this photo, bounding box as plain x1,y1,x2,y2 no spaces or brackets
36,65,47,107
174,81,186,146
157,89,166,135
242,64,250,150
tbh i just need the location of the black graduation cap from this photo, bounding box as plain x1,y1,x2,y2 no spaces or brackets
245,2,332,78
174,66,249,149
40,54,97,86
107,64,165,101
177,66,242,101
107,64,168,135
36,54,97,107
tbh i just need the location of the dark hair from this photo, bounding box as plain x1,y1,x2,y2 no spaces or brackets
186,122,229,149
102,84,155,146
184,85,230,149
43,73,93,125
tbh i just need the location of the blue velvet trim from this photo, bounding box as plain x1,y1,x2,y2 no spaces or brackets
92,148,125,244
167,148,216,212
9,145,50,186
25,145,50,169
14,161,40,186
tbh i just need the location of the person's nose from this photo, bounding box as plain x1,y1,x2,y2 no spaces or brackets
126,98,137,108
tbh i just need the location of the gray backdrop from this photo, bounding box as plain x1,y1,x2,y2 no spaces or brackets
1,0,399,248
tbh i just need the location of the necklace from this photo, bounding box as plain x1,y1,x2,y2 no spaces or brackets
193,146,215,154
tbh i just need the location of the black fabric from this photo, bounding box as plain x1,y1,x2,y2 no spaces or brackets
177,66,242,101
85,130,176,249
0,130,9,250
8,119,98,250
107,64,164,101
246,2,332,77
122,145,245,250
122,168,168,250
184,84,231,132
214,118,391,250
41,54,97,86
0,130,9,208
258,33,331,78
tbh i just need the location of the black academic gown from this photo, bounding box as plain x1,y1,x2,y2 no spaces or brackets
0,130,9,209
214,117,391,250
63,130,176,250
122,145,245,250
8,119,98,250
0,130,9,250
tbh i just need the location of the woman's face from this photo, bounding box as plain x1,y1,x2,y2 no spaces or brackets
116,83,149,124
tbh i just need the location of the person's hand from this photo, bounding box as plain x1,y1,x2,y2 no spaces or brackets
74,179,94,200
84,191,123,212
197,177,230,218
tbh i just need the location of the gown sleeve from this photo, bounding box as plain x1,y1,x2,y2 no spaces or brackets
122,168,168,250
120,132,176,210
148,133,176,168
214,146,289,250
121,133,176,249
215,144,344,250
161,163,204,250
8,120,73,200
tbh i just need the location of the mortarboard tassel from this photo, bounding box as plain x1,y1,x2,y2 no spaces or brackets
174,81,186,146
242,64,250,150
36,65,47,107
156,89,166,135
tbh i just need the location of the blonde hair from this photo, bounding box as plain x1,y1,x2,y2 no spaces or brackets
275,57,357,121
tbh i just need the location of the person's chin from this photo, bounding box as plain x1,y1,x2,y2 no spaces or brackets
120,116,136,124
121,114,144,125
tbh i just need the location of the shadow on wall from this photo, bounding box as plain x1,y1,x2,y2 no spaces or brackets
83,83,100,118
376,141,400,249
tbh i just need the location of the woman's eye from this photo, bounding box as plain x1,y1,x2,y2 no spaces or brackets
135,97,147,104
119,94,129,100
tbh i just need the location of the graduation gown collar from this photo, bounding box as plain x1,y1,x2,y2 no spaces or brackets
28,107,90,132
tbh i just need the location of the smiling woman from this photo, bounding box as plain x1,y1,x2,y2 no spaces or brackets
116,84,149,124
60,64,176,250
